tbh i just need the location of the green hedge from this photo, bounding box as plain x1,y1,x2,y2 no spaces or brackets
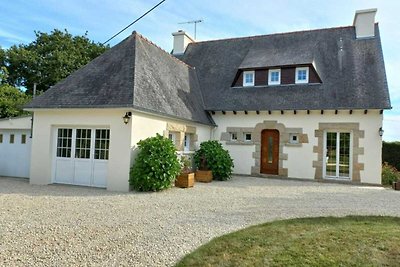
382,141,400,171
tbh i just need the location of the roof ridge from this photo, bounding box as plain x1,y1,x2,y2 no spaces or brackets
192,25,354,45
132,31,194,69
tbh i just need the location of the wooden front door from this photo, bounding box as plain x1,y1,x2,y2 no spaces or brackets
261,129,279,175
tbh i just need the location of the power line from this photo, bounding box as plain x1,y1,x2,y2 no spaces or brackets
102,0,166,45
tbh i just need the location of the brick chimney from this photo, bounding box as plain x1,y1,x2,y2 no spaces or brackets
172,30,195,55
353,8,377,39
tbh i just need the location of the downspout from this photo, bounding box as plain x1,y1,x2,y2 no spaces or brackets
30,83,36,138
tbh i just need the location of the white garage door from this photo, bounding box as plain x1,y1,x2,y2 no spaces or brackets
0,129,31,178
53,128,109,188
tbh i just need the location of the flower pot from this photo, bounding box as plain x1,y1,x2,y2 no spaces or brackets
393,181,400,191
195,170,213,183
175,173,195,188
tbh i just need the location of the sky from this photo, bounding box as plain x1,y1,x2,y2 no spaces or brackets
1,0,399,141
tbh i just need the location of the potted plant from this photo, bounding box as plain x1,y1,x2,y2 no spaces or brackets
195,155,213,183
194,141,234,182
175,155,195,188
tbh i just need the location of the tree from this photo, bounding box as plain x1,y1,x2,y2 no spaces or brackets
0,83,31,118
3,29,108,94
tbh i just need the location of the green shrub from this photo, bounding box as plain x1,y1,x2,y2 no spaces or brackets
130,134,180,191
194,140,234,181
382,162,400,186
382,141,400,171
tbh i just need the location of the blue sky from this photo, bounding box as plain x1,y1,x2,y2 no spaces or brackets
1,0,399,141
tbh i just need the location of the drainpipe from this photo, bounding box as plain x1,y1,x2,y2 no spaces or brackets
30,83,36,138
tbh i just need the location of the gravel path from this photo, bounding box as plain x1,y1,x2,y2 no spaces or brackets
1,176,399,266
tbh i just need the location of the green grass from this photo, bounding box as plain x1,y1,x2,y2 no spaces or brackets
176,216,400,267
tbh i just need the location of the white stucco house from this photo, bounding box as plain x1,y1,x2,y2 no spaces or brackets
23,9,390,191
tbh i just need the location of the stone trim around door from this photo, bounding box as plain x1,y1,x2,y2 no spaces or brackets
312,123,364,182
251,120,290,177
164,123,198,151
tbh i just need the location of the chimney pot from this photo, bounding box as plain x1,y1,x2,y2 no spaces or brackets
353,8,377,39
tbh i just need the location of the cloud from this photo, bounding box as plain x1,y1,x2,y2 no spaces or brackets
383,114,400,141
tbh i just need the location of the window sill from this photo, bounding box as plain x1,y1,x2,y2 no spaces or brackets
285,143,302,147
232,83,321,89
226,141,255,146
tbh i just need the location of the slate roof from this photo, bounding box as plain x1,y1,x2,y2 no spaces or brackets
25,32,214,126
26,24,391,123
180,25,391,111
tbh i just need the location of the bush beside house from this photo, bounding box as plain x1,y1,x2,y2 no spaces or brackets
382,141,400,171
382,162,400,186
130,134,180,191
194,140,234,181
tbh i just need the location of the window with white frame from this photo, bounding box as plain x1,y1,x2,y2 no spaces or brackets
268,69,281,85
244,133,252,142
95,129,110,160
184,134,191,152
168,132,177,146
75,129,92,159
230,132,238,141
289,134,299,144
56,128,73,158
295,67,309,84
0,134,3,143
243,71,255,86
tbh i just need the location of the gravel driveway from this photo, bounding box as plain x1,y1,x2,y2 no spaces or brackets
1,176,399,266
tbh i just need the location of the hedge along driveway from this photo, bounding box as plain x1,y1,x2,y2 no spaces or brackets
1,176,400,266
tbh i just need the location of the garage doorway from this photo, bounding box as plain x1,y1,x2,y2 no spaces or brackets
53,128,109,187
0,129,31,178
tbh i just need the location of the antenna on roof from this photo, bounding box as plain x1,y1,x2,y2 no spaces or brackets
178,19,203,39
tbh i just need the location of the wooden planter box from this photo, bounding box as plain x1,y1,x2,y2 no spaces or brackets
175,173,195,188
393,182,400,191
195,170,213,183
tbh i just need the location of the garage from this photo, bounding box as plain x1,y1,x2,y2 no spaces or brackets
0,116,32,178
53,127,110,187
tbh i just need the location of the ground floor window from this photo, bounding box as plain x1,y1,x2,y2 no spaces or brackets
324,131,351,179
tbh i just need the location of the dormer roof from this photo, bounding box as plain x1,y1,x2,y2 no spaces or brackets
180,25,391,111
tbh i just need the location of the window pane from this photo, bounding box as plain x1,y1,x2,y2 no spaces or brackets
0,134,2,143
339,133,350,177
268,136,273,163
10,134,14,144
326,132,337,176
95,129,110,160
57,128,72,158
75,129,91,159
21,134,26,144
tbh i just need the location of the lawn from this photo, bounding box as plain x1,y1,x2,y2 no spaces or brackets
176,216,400,267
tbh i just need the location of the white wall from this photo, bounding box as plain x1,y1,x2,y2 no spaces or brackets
0,116,31,130
30,109,132,191
130,111,212,159
212,110,383,184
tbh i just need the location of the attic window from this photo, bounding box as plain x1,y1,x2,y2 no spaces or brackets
268,69,281,85
243,71,255,87
295,67,309,84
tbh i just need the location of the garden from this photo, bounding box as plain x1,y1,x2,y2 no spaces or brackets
129,134,234,192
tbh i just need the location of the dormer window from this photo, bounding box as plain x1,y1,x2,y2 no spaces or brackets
243,71,255,86
295,67,309,84
268,69,281,85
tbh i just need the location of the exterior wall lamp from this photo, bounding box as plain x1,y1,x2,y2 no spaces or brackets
123,112,132,124
379,127,384,137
